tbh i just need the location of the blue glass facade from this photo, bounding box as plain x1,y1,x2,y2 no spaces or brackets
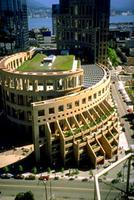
0,0,29,56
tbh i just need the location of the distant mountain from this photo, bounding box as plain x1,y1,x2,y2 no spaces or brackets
27,0,46,8
27,0,59,8
41,0,59,7
27,0,134,10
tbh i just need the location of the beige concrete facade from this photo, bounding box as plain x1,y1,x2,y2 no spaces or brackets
0,50,119,168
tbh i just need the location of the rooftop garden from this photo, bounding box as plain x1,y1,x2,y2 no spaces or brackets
17,53,74,72
52,55,74,71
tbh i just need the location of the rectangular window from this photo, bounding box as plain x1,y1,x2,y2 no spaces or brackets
49,107,55,114
75,100,79,107
27,111,32,121
67,103,72,109
58,105,64,112
98,91,101,96
94,93,97,99
38,110,45,116
82,98,86,104
39,125,45,137
88,96,92,101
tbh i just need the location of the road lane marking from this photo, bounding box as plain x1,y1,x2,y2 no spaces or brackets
0,183,120,193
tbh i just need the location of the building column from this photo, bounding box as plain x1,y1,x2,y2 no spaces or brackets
43,80,47,92
33,80,38,92
32,108,40,162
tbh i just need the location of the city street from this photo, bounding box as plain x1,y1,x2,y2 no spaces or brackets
110,69,134,146
0,179,125,200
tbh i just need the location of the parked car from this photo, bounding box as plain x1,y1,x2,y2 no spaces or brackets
103,163,110,168
82,178,89,182
38,175,49,181
111,179,119,184
14,174,24,179
25,175,35,180
0,173,13,179
53,176,60,180
69,177,75,181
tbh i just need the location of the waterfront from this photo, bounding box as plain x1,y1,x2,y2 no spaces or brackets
110,15,134,23
28,15,134,31
28,17,52,31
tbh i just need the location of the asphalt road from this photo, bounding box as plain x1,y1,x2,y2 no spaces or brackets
111,74,134,145
0,179,126,200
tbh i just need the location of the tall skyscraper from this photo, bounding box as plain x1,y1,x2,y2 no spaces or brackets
53,0,110,64
0,0,29,56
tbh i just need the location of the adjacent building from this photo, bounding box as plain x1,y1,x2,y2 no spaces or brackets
53,0,110,64
0,0,29,56
29,28,57,49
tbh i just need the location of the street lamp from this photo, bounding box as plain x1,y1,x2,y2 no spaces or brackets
49,178,52,200
43,177,53,200
43,180,48,200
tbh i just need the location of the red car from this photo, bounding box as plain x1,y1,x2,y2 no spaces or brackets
39,175,49,181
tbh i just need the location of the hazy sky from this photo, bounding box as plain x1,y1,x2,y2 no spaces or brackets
39,0,134,9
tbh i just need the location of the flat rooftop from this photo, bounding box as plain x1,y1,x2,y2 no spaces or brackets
17,53,74,72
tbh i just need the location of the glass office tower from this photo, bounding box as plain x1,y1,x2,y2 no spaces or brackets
53,0,110,64
0,0,29,56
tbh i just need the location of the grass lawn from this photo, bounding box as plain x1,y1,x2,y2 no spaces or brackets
52,55,74,71
17,54,74,72
17,53,46,72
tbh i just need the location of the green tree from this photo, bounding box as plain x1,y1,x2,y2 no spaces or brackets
15,191,34,200
15,192,24,200
69,168,71,176
18,165,23,173
23,191,34,200
102,172,108,180
61,167,64,176
47,167,51,174
31,166,37,174
75,168,79,175
89,170,93,178
117,171,122,178
107,47,121,67
3,166,9,173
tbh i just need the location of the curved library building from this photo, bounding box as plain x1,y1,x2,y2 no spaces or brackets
0,49,119,168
